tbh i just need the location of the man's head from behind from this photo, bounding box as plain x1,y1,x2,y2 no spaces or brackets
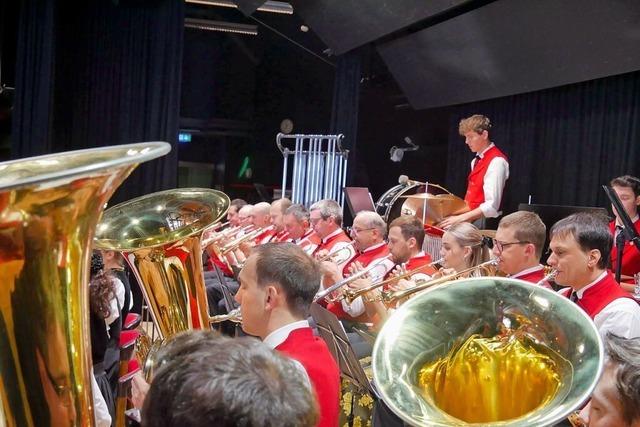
142,331,318,427
587,333,640,427
547,212,612,288
235,243,321,338
493,211,546,275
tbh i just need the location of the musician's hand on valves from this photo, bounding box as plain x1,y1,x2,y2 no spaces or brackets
389,263,407,278
347,261,365,276
314,249,329,260
320,260,342,282
347,277,372,290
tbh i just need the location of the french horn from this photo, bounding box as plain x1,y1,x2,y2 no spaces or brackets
93,188,229,375
0,142,170,426
372,277,603,426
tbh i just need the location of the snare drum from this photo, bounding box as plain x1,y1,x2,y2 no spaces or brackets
375,183,425,223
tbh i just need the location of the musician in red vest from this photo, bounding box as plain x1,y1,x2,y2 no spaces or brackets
547,212,640,339
284,204,321,255
270,198,293,243
235,243,340,427
609,175,640,292
492,211,552,288
321,211,394,319
439,114,509,229
250,202,277,244
351,215,436,323
310,199,355,268
226,198,248,227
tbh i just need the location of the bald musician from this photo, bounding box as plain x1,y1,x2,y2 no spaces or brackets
270,198,293,242
439,114,509,229
235,243,340,427
284,204,321,255
492,211,551,287
548,212,640,340
250,202,277,244
321,211,394,319
310,199,355,269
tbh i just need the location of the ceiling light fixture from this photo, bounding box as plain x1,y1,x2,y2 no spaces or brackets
184,18,258,35
184,0,293,15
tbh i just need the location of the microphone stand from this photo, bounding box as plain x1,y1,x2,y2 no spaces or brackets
602,185,640,282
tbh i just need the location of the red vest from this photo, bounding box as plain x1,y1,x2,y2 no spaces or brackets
513,267,552,289
464,145,508,210
297,229,321,254
561,272,634,319
254,228,277,245
313,229,352,255
276,328,340,427
609,219,640,283
272,229,292,243
342,243,391,276
405,253,435,274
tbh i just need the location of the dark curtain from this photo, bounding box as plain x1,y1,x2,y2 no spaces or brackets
12,0,183,204
445,70,640,215
11,0,56,158
330,48,362,185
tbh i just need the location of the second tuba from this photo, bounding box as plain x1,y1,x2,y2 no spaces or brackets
93,188,229,373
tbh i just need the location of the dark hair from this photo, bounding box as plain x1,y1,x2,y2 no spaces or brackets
89,252,115,319
498,211,547,258
253,243,321,317
550,212,612,269
604,332,640,425
610,175,640,199
142,331,318,427
230,198,248,210
388,215,425,248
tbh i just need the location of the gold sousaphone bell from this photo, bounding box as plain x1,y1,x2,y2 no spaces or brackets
372,277,603,427
94,188,229,374
0,142,170,426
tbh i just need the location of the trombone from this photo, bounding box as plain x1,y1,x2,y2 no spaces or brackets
341,257,443,305
209,225,274,256
210,307,242,324
314,254,393,303
380,259,499,303
316,240,356,263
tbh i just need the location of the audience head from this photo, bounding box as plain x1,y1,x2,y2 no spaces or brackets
610,175,640,224
250,202,271,228
350,211,386,251
548,212,612,288
309,199,343,238
459,114,492,154
284,204,311,240
387,215,425,264
493,211,546,275
142,331,318,427
587,332,640,427
270,198,292,232
235,243,321,338
440,222,491,272
227,198,248,226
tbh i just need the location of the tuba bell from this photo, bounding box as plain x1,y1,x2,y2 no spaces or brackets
0,142,170,426
93,188,229,375
372,277,603,426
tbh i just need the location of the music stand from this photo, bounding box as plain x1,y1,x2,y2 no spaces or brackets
344,187,376,226
309,303,376,396
519,203,610,262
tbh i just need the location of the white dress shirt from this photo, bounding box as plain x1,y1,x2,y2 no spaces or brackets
576,272,640,340
470,143,509,218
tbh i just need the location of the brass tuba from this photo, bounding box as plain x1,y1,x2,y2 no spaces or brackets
0,142,170,426
93,188,229,374
372,277,603,426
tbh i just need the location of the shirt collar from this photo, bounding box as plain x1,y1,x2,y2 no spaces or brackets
361,241,386,254
510,264,544,279
576,271,608,299
263,320,310,349
476,142,495,159
615,215,639,227
322,228,344,243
